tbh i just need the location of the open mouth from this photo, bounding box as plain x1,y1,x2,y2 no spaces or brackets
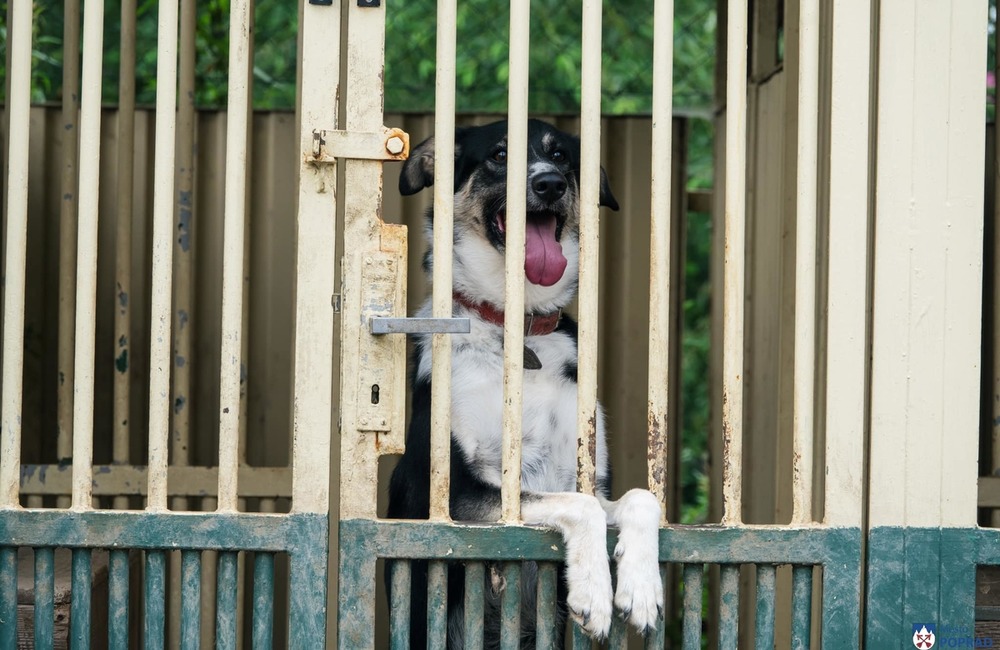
495,208,568,287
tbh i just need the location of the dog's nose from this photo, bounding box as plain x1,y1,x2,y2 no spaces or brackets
531,172,567,203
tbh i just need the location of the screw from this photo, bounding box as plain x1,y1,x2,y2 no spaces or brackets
386,136,405,155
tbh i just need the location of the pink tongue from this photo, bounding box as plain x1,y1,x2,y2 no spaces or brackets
524,215,567,286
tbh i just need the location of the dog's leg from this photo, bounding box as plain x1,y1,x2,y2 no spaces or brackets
599,489,664,634
520,492,614,640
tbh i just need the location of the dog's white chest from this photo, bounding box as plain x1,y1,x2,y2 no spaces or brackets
415,317,607,494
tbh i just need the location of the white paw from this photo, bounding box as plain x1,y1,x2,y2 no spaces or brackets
612,490,663,634
565,546,613,639
563,497,614,639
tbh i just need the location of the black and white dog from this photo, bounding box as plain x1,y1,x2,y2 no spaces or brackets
387,120,662,647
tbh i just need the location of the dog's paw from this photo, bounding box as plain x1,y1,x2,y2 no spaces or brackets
612,489,664,634
565,551,614,640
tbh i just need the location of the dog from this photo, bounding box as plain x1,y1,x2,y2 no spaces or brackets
386,119,663,647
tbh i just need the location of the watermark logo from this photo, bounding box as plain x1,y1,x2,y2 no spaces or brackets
912,623,994,647
913,624,937,649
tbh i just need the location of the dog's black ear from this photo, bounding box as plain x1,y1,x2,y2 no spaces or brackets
599,167,620,211
399,136,436,195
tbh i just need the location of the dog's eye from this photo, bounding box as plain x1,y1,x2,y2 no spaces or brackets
492,149,507,163
551,150,565,162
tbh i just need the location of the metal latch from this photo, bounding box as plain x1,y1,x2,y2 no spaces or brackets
369,317,470,335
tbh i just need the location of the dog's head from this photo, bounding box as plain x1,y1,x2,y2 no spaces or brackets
400,119,618,311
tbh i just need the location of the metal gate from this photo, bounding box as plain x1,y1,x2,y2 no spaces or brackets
0,0,337,647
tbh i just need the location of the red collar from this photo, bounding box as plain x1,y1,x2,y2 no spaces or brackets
453,292,562,336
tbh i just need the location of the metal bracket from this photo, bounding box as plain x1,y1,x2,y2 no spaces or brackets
308,126,408,163
370,317,471,335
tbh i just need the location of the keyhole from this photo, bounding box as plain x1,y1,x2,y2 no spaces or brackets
371,384,380,405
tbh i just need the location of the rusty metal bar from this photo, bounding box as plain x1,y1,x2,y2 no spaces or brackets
501,0,530,522
721,0,748,525
217,0,253,513
791,0,819,525
147,0,180,511
113,0,137,512
57,0,81,511
429,0,458,521
70,0,106,510
647,0,675,517
576,0,603,497
0,0,33,508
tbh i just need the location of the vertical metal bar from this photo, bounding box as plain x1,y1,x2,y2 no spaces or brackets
721,0,748,525
108,550,130,650
57,0,81,509
252,553,275,650
200,527,218,650
576,0,603,497
608,615,628,648
216,552,238,650
463,562,485,647
146,550,166,650
647,0,675,517
390,560,412,648
180,550,201,650
290,0,339,517
501,0,530,523
113,0,137,513
500,563,521,650
70,0,105,511
34,548,55,649
71,549,93,649
0,0,34,508
993,9,1000,530
571,623,592,649
791,0,820,525
0,548,16,648
790,566,812,649
535,562,557,650
429,0,458,522
754,565,776,649
217,0,253,513
146,0,180,512
644,564,668,649
170,0,197,514
718,565,739,649
682,564,704,650
427,561,448,648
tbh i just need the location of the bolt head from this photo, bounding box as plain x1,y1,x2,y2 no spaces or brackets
386,136,405,155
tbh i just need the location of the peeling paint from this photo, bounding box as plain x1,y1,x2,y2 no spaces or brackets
175,355,186,368
177,191,193,252
178,310,189,329
174,396,187,414
118,289,128,307
115,349,129,374
118,335,128,348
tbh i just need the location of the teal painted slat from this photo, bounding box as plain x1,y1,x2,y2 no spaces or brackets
180,550,201,650
216,552,239,650
644,564,667,650
463,561,484,648
864,527,903,649
939,528,975,637
338,518,860,565
34,547,55,650
252,552,274,650
145,550,166,650
902,528,940,644
681,564,704,650
822,529,862,649
336,526,374,650
288,517,330,650
535,562,558,650
0,510,327,552
0,547,16,649
754,565,776,650
571,622,592,649
719,565,739,650
108,550,130,650
389,560,411,648
791,566,812,649
608,613,627,649
71,548,93,650
427,561,448,648
500,563,521,650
